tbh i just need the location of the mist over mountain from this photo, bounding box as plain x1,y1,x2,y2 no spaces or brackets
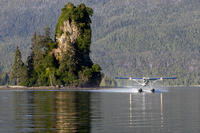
0,0,200,85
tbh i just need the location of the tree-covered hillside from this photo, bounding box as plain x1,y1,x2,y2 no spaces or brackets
0,0,200,85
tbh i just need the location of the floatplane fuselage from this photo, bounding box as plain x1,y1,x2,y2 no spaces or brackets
115,77,177,93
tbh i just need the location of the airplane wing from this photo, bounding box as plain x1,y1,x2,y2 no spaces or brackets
115,77,130,79
161,77,177,79
115,77,177,80
148,77,177,80
115,77,143,80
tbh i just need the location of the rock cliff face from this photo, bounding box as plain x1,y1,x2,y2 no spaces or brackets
52,2,102,87
53,20,80,59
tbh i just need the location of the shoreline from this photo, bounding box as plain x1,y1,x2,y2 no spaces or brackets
0,85,104,90
0,85,199,90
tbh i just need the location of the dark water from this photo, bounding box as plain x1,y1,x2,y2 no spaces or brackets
0,87,200,133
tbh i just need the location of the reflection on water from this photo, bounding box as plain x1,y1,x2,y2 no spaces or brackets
55,92,77,133
129,94,133,125
0,87,200,133
160,93,164,128
128,93,164,128
129,93,163,127
1,91,91,133
33,92,56,133
55,92,91,133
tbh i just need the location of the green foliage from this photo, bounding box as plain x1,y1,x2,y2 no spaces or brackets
90,0,200,86
10,3,101,87
56,2,93,49
57,51,78,86
100,74,117,87
0,72,9,85
26,28,58,86
78,67,93,87
1,0,200,86
11,46,28,85
55,3,101,87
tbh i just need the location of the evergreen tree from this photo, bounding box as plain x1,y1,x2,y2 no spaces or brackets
57,51,78,86
0,62,2,74
1,73,9,85
26,50,36,86
37,27,57,86
26,32,40,86
27,28,57,86
11,46,27,85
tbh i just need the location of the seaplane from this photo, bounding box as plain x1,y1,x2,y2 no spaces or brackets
115,76,177,93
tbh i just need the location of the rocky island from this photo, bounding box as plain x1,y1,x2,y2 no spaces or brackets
10,2,102,87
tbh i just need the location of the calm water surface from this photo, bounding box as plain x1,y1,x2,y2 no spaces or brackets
0,87,200,133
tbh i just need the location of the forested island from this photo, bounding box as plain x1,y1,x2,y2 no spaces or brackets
0,0,200,86
10,3,102,87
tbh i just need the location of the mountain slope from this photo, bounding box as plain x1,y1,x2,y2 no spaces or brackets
0,0,200,85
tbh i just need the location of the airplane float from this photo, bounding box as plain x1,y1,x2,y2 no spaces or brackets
115,77,177,93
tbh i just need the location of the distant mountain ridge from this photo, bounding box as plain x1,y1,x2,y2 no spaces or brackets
0,0,200,85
